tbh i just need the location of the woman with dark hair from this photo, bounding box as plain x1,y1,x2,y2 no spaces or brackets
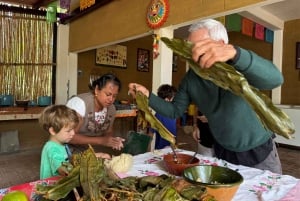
66,73,124,154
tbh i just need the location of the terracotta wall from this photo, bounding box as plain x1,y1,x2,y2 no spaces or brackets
77,36,153,102
69,0,263,52
228,32,273,59
77,36,190,98
77,35,189,101
76,30,274,98
281,19,300,104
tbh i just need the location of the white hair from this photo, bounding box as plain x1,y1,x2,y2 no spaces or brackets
188,19,229,44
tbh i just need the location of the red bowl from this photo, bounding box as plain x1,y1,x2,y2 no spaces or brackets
163,153,200,176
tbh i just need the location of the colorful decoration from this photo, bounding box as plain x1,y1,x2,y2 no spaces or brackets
80,0,96,11
46,3,57,23
58,0,71,19
58,0,70,13
225,14,275,44
265,28,274,43
152,34,160,59
255,23,265,40
226,14,241,32
146,0,169,29
242,17,254,37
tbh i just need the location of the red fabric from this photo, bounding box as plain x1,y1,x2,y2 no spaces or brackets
255,23,265,40
0,176,60,201
242,18,254,36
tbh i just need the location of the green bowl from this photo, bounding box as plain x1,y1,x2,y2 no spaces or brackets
183,165,243,201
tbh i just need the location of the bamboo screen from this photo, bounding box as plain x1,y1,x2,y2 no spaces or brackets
0,10,54,103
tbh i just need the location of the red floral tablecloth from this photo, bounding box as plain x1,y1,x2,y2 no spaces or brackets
0,176,60,200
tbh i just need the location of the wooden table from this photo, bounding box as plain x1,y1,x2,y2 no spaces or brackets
0,106,44,121
0,106,138,140
0,107,137,121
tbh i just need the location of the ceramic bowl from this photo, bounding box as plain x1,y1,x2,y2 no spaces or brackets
16,100,30,108
38,96,51,106
163,153,200,176
183,165,243,201
0,95,14,106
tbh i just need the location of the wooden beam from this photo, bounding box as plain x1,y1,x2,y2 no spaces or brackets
32,0,57,9
59,0,113,24
0,4,46,15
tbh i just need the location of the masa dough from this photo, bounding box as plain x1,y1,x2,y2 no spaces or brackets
105,153,133,173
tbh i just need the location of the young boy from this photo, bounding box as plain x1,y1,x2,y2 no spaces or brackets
150,84,177,149
39,105,110,179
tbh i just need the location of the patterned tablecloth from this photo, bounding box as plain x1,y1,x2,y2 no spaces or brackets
0,148,299,201
120,148,300,201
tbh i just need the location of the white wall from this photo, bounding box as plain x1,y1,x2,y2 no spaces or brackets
56,24,78,104
275,105,300,147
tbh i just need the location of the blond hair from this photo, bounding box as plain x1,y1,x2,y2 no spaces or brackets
39,105,79,133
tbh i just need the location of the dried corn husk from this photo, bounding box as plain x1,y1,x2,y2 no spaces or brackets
35,146,208,200
161,37,295,139
136,91,177,146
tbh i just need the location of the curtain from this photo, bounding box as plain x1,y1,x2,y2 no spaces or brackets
0,9,54,103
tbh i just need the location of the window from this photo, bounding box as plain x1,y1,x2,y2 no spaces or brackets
0,7,55,103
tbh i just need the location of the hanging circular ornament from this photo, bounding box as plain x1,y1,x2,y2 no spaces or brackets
146,0,169,29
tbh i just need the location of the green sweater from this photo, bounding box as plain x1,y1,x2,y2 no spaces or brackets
149,47,283,152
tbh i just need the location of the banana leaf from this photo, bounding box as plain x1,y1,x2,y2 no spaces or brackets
161,37,295,139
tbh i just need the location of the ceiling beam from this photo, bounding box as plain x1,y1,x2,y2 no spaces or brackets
59,0,113,24
0,4,46,15
32,0,57,9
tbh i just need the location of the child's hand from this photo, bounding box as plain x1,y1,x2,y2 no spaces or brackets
95,152,111,159
57,162,74,177
57,166,69,177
